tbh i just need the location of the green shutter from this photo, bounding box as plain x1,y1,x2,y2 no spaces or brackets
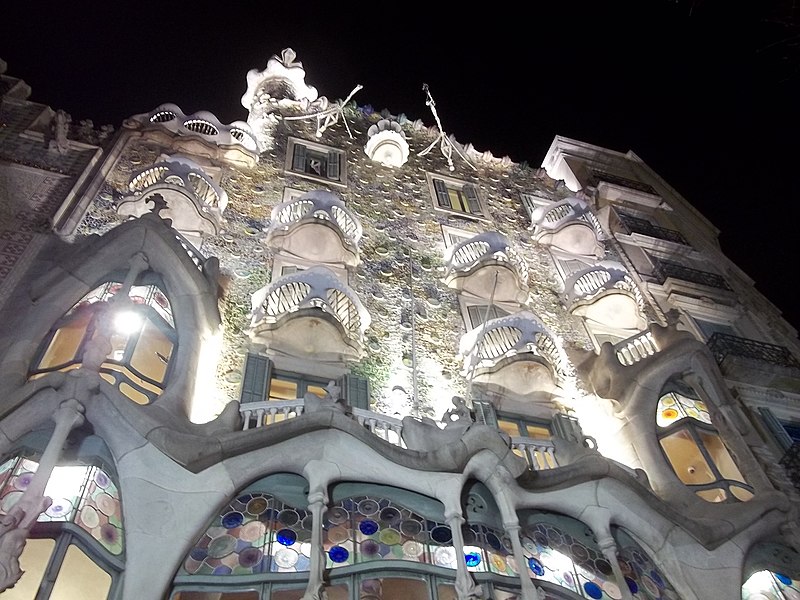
342,374,370,410
240,354,271,404
292,144,307,171
471,397,498,428
326,151,341,180
463,184,481,214
758,407,793,452
433,178,451,208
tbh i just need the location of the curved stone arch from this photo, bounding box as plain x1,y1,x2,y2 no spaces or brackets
0,213,222,421
741,542,800,598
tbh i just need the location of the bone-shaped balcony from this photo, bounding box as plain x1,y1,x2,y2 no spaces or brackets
249,265,370,362
264,190,362,266
564,261,646,330
117,155,227,245
444,232,529,303
529,197,604,257
458,311,569,395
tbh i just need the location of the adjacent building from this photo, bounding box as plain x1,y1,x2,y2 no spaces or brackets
0,49,798,600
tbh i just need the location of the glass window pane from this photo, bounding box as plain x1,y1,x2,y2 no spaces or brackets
38,311,93,370
437,583,457,600
270,378,298,401
497,419,521,438
524,424,551,439
362,577,429,600
50,543,112,600
698,430,747,484
3,538,55,599
130,319,173,383
306,384,328,399
659,428,716,484
695,488,728,502
173,591,259,600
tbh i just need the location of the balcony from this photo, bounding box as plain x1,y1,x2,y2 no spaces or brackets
613,329,660,366
652,258,731,291
239,398,560,472
564,261,646,330
249,265,370,362
708,333,800,393
458,311,569,395
528,197,604,257
117,156,227,244
264,190,362,266
617,212,688,245
444,232,529,303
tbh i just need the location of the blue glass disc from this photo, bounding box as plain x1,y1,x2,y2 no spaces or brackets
465,552,481,567
328,545,349,563
359,519,379,535
221,511,244,529
276,528,297,546
775,572,792,585
625,576,638,593
583,581,603,599
528,557,545,576
430,526,453,544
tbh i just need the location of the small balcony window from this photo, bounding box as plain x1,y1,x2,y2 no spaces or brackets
286,137,346,186
427,173,486,218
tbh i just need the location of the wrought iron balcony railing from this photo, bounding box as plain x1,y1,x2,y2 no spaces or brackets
617,212,689,245
707,333,800,370
652,258,730,290
779,441,800,493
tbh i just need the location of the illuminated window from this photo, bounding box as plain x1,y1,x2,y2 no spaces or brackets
742,570,800,599
427,173,485,217
656,380,753,502
286,137,346,186
29,279,176,404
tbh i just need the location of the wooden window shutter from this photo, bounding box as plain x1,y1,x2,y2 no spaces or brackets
239,353,272,404
758,407,794,453
433,178,451,208
326,151,341,180
341,374,370,410
463,184,481,214
292,144,307,171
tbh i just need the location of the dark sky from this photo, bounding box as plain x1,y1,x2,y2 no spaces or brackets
3,1,800,333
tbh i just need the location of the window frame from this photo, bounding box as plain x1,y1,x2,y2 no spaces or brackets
285,137,347,188
426,173,488,219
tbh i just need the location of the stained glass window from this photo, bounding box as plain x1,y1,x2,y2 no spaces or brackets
742,570,800,599
519,517,679,600
656,381,752,502
183,492,312,575
0,456,124,555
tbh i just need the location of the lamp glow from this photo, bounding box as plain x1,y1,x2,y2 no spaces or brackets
113,310,143,334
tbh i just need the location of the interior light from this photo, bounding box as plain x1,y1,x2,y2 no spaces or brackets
113,310,143,334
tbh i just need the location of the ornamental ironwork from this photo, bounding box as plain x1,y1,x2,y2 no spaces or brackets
707,333,800,369
780,442,800,493
652,258,731,290
617,212,689,245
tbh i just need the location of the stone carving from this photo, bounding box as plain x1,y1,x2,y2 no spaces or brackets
49,109,71,154
0,496,52,590
303,380,346,413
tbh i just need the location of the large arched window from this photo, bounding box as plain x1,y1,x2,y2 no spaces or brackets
0,436,124,599
656,379,752,502
29,278,176,405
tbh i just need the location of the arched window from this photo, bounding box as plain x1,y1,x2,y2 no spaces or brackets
518,512,679,599
0,439,124,599
29,278,176,405
656,379,753,502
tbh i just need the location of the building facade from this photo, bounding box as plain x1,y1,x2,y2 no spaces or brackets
0,49,799,600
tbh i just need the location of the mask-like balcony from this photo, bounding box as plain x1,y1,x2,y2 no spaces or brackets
458,311,569,395
249,265,370,362
529,197,604,257
118,156,227,246
564,261,646,330
264,190,362,266
444,232,529,304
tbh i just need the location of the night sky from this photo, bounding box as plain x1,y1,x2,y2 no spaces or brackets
3,1,799,332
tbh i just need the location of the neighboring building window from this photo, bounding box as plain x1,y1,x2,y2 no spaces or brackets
29,280,176,405
427,173,486,217
692,317,737,341
656,380,753,502
0,454,123,598
285,137,346,186
466,304,511,330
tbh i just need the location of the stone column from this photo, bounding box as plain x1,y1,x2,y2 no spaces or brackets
445,511,484,600
596,532,634,600
0,398,86,590
504,522,542,600
303,488,329,600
